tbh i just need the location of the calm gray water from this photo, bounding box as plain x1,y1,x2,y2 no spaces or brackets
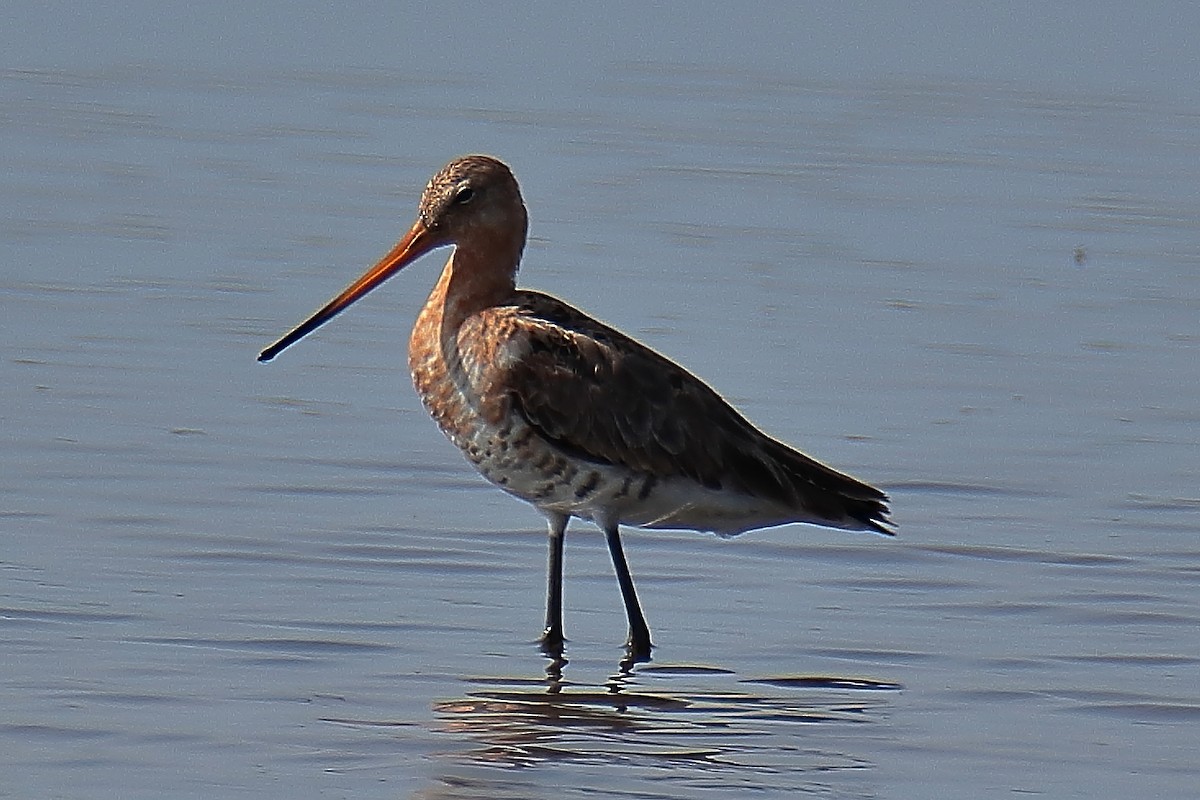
3,5,1198,799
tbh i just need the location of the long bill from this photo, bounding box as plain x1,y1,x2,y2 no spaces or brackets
258,219,440,363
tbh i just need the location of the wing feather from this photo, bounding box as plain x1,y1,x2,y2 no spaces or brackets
469,291,891,533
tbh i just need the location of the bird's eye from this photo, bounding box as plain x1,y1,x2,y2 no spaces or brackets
453,186,475,205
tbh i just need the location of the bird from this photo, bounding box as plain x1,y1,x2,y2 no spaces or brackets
259,155,892,662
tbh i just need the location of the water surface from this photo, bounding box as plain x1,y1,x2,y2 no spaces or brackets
3,6,1199,799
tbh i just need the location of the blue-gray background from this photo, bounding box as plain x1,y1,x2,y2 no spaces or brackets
4,4,1197,798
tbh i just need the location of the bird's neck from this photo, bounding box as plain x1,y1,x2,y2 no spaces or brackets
408,240,522,438
409,236,522,377
431,240,520,329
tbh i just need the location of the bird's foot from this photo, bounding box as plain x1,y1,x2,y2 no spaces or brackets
538,626,566,659
623,629,653,664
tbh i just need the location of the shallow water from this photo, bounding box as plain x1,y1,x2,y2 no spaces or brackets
4,7,1199,799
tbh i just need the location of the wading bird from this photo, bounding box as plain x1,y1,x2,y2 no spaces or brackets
259,155,892,662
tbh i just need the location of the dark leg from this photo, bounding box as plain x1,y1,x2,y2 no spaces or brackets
604,524,653,661
539,512,568,656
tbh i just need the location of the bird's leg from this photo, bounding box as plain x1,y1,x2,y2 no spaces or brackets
604,523,653,662
539,512,568,657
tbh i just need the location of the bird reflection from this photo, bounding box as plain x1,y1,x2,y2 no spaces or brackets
431,657,898,773
542,651,566,695
540,645,646,697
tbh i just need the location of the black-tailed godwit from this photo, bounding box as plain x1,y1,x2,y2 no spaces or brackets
259,155,892,662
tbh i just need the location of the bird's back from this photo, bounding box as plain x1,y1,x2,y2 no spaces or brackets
413,287,892,536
